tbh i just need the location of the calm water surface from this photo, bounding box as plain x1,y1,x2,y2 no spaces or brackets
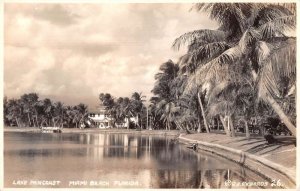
4,132,272,188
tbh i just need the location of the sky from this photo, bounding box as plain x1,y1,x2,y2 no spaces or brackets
4,3,218,108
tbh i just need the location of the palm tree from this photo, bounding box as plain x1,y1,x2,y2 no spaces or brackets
179,90,204,132
6,99,22,127
76,103,88,128
115,97,131,129
20,93,39,127
155,100,179,130
64,106,74,128
152,60,179,99
130,92,146,129
52,101,65,127
99,93,115,111
4,96,9,126
173,3,296,136
42,98,55,126
4,93,92,129
151,60,181,130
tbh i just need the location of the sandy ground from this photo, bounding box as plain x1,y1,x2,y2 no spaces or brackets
4,127,296,171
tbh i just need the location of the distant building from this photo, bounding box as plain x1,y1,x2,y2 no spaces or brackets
87,106,139,129
88,106,112,129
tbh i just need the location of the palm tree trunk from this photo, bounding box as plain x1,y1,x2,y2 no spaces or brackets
229,116,235,137
197,92,210,133
27,113,31,127
127,117,130,130
241,118,250,138
197,119,202,133
35,115,39,127
174,121,183,130
219,115,230,136
266,95,296,137
15,118,20,127
227,116,231,136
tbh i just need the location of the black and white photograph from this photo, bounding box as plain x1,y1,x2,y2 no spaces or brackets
2,1,298,190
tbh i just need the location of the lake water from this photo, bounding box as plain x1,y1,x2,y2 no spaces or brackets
4,132,272,188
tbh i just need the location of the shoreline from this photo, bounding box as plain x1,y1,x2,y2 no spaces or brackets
179,134,296,188
4,127,296,188
3,127,180,137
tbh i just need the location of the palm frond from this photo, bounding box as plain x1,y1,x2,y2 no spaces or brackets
183,44,242,95
254,41,272,65
187,41,229,63
254,4,294,27
206,101,234,119
257,61,280,100
207,81,230,105
239,28,261,52
258,15,295,39
184,61,229,95
215,45,243,64
193,3,256,36
172,29,226,50
269,38,296,79
257,38,295,100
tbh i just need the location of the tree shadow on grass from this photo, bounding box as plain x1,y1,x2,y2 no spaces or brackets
245,136,296,154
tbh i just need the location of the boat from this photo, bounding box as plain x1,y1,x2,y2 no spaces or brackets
41,126,62,133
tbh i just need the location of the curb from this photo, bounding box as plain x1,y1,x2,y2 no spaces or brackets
178,134,296,189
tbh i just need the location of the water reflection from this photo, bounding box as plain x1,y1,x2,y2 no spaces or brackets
5,132,271,188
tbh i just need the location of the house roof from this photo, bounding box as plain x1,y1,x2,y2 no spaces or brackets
91,118,111,122
88,105,109,114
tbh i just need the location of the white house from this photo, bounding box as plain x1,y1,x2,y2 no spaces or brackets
87,106,139,129
88,106,112,129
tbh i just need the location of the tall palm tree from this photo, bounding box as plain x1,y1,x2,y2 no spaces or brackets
3,96,9,126
76,103,88,128
53,101,65,127
173,3,296,136
179,89,204,132
20,93,39,127
151,60,181,130
115,97,131,129
155,100,179,130
6,99,22,127
42,98,55,126
130,92,146,129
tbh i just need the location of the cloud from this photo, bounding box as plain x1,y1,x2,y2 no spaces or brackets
60,41,119,57
30,4,80,26
4,3,218,107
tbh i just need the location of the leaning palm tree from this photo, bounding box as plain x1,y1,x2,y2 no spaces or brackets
173,3,296,136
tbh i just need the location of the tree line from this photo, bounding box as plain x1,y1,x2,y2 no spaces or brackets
3,92,147,129
98,92,146,129
149,3,296,137
4,93,88,128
